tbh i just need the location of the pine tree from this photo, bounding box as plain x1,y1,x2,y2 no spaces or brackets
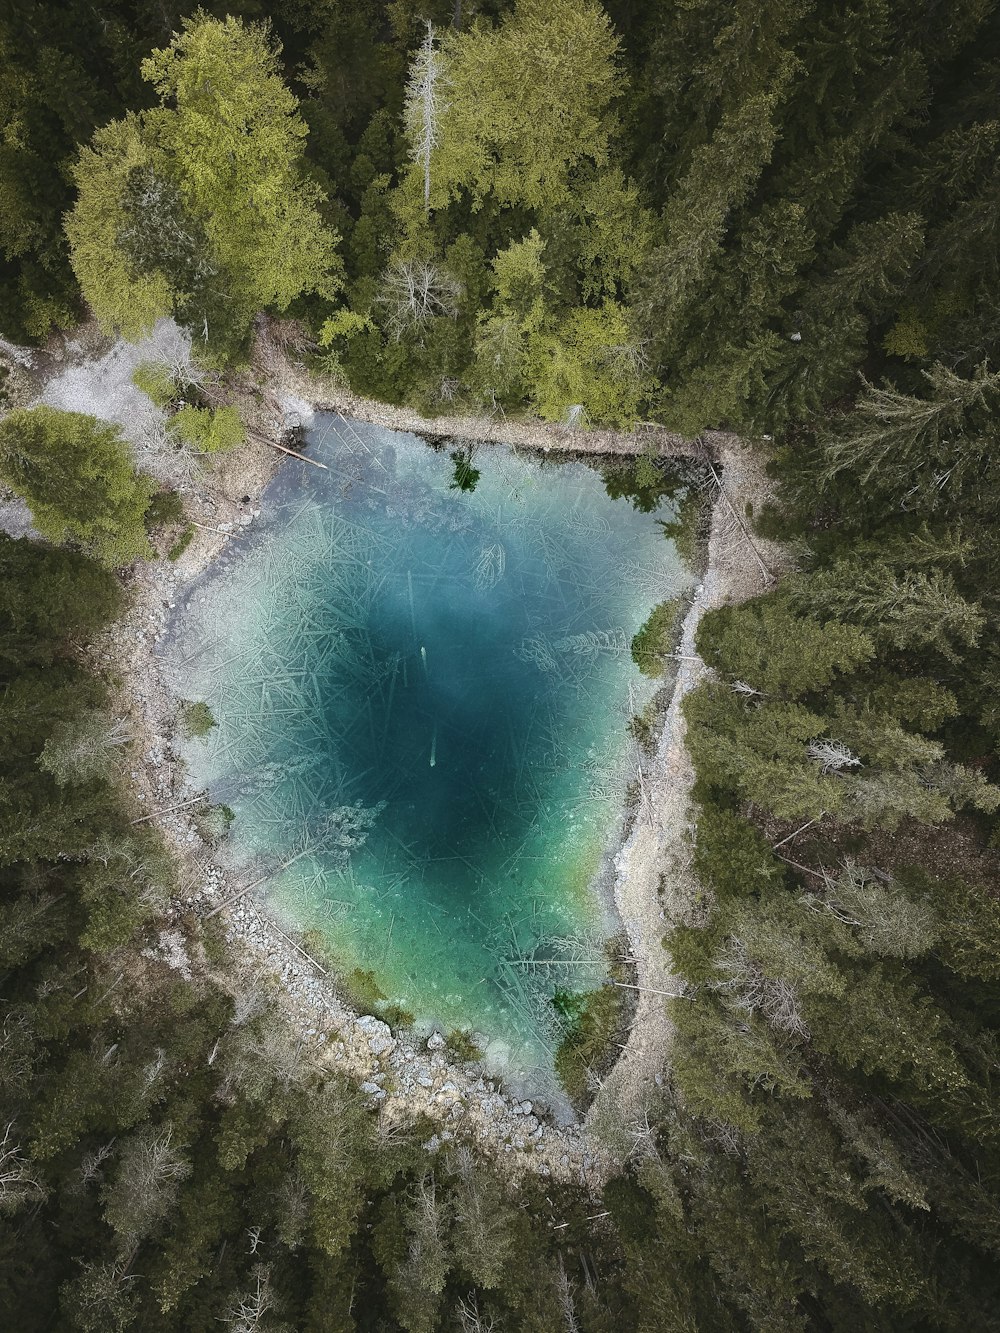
790,559,985,658
0,407,154,568
817,360,1000,497
696,594,876,698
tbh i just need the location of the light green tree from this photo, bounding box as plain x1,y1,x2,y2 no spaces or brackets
419,0,622,213
66,15,341,357
169,404,244,453
0,407,154,567
529,302,657,425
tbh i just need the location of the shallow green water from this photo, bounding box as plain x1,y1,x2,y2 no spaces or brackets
164,415,692,1094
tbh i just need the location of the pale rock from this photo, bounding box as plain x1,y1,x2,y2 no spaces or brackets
355,1014,394,1056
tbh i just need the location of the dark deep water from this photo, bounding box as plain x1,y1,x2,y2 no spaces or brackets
165,415,693,1093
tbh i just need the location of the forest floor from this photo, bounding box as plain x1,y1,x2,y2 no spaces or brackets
1,317,786,1184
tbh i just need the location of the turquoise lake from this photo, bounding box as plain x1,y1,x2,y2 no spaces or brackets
164,415,693,1095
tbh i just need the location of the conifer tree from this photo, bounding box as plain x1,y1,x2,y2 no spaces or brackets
0,407,153,568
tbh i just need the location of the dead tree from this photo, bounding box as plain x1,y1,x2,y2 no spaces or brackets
0,1122,46,1215
376,259,461,340
404,22,448,211
808,737,862,774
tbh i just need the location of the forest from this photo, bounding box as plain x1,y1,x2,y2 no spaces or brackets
1,0,999,1329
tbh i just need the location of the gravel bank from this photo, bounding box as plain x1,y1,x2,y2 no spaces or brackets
5,318,782,1183
586,439,786,1152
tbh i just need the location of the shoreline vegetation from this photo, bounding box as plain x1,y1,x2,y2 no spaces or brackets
74,322,778,1178
1,315,776,1178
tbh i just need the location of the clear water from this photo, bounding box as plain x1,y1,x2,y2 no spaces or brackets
164,415,693,1096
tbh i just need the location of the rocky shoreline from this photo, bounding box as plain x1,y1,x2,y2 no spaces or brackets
6,319,778,1184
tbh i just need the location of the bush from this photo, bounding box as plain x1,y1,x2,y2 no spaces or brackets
132,360,176,408
553,984,626,1107
338,967,387,1016
631,598,683,677
380,1002,415,1029
553,934,632,1108
444,1028,483,1063
192,802,234,845
180,700,216,737
169,404,245,453
145,488,185,529
628,699,660,751
167,524,195,561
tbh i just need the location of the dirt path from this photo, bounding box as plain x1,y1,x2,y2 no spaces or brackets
585,439,785,1153
253,319,722,463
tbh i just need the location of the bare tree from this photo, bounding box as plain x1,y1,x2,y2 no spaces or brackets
405,22,448,210
224,1264,286,1333
376,259,461,340
0,1122,46,1215
556,1258,581,1333
449,1148,512,1288
808,737,862,774
274,1169,310,1251
457,1293,497,1332
391,1172,450,1319
222,1016,308,1104
64,1259,137,1332
38,712,131,785
75,1139,117,1192
801,860,939,959
713,938,810,1039
141,1047,168,1095
102,1125,191,1247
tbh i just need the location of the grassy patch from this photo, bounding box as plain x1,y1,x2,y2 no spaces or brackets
444,1028,483,1063
180,700,216,738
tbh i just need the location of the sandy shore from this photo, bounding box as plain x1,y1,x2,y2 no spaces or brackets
3,319,782,1183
